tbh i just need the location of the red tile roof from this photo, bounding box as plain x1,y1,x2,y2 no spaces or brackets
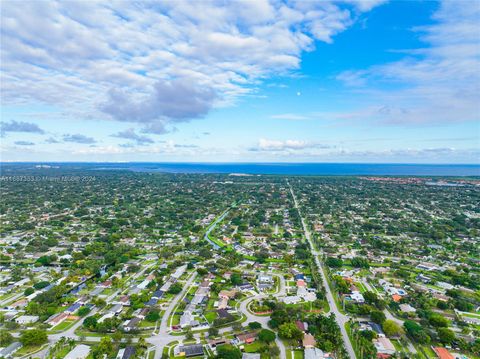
433,347,454,359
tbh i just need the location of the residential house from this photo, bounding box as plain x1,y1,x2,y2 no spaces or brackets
65,344,91,359
373,337,396,355
303,333,316,348
47,312,69,326
99,280,112,288
15,315,39,324
116,346,136,359
177,344,204,358
65,302,82,314
123,317,141,332
208,338,230,348
350,291,365,304
238,283,254,292
109,304,123,314
283,295,301,305
0,342,22,358
399,304,416,313
432,347,454,359
242,354,261,359
236,332,258,344
304,348,324,359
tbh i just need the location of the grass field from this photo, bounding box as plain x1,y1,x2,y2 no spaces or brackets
244,341,265,353
204,311,217,323
51,319,76,331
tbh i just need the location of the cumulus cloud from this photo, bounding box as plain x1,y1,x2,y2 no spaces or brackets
0,120,45,134
270,113,310,120
72,140,204,156
341,0,388,12
0,0,383,131
250,138,330,152
335,0,480,125
174,144,199,148
45,137,61,144
111,128,154,145
100,78,216,129
63,134,96,144
14,140,35,146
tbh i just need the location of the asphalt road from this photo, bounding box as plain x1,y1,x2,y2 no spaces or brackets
148,271,198,359
288,181,357,359
236,272,287,359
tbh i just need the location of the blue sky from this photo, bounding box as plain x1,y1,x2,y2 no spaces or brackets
1,0,479,163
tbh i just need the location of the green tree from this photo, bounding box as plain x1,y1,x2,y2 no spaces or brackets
216,344,242,359
33,281,50,290
437,328,455,344
83,316,98,330
20,329,48,346
146,310,160,322
382,320,403,337
278,322,303,341
168,282,183,294
404,320,430,344
428,313,448,328
185,327,194,340
258,329,276,343
208,327,219,337
0,330,13,347
230,273,243,286
24,287,35,296
92,337,114,359
269,346,280,357
370,310,386,324
325,257,343,268
77,306,91,317
248,321,262,330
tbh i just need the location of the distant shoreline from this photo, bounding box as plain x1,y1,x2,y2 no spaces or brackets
1,162,479,176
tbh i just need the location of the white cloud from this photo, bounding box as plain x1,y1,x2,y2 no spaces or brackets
0,0,383,132
251,138,331,152
100,77,216,128
14,140,35,146
1,120,45,135
111,128,154,145
72,141,203,156
63,134,96,144
335,0,480,125
341,0,388,12
270,113,310,120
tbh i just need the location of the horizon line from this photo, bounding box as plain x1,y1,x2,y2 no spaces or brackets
1,161,480,166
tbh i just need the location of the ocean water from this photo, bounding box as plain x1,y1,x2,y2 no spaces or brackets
2,162,479,176
90,162,480,176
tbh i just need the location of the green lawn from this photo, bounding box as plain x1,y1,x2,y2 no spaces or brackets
14,344,45,357
139,319,156,327
244,341,265,353
204,311,217,323
51,345,73,359
74,329,106,338
293,350,304,359
0,292,16,301
461,312,480,319
355,281,367,293
391,339,407,353
170,312,181,326
413,343,437,359
51,319,76,331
